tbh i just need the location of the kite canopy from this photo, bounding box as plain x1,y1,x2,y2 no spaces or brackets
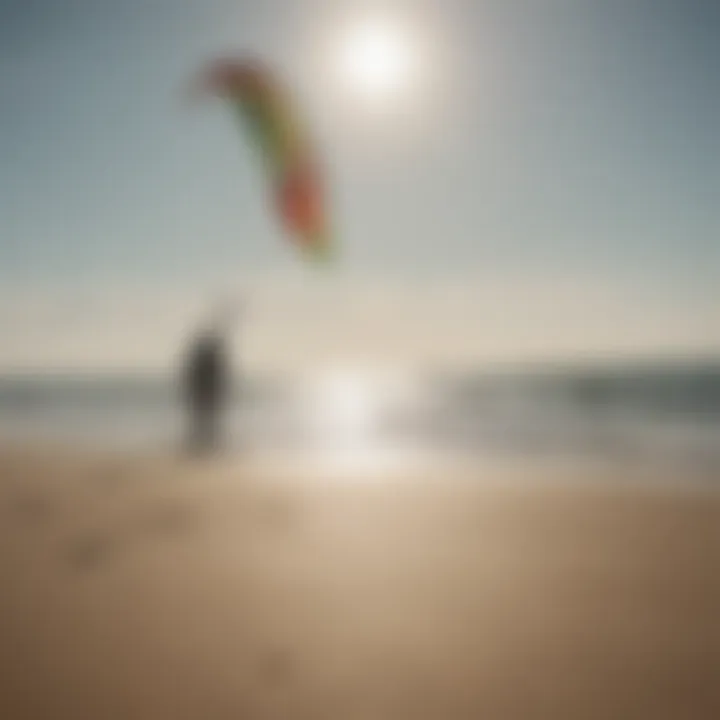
196,57,332,263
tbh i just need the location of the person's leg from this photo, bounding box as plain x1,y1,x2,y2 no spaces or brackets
197,399,223,454
202,405,218,451
187,399,210,454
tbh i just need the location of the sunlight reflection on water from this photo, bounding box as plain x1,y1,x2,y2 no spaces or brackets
292,368,424,478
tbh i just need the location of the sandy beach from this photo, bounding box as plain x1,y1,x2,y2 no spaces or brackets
0,444,718,719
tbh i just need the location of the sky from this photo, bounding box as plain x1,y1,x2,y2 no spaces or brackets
0,0,718,371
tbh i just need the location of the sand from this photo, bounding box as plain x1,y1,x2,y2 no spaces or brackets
0,444,718,719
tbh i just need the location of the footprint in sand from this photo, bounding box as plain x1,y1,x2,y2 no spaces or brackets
91,459,144,492
7,491,55,524
257,647,297,688
64,532,117,572
140,501,200,540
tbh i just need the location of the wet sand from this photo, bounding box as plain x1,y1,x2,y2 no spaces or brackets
0,445,718,719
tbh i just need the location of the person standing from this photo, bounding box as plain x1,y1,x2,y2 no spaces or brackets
182,325,229,453
181,298,243,453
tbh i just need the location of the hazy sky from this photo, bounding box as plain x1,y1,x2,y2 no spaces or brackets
0,0,717,370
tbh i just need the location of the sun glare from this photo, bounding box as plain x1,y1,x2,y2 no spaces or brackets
337,17,417,103
312,372,376,439
302,369,418,478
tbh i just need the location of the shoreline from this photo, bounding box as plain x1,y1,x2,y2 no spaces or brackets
1,438,717,492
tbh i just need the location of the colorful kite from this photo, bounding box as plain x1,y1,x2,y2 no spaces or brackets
195,58,332,262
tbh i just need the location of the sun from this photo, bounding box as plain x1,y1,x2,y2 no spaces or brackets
336,17,417,103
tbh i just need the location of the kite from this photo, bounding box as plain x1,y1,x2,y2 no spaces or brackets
195,58,332,262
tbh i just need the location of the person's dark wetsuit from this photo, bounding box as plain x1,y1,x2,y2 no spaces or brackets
183,331,228,452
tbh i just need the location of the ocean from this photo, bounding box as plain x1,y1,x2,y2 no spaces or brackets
1,360,719,477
